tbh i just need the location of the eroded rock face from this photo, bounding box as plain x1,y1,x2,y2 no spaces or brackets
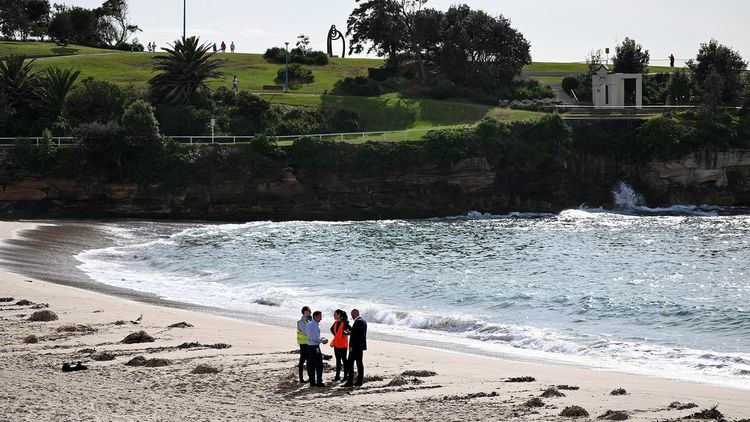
1,149,748,220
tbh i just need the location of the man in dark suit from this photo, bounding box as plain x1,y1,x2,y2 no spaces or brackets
344,308,367,387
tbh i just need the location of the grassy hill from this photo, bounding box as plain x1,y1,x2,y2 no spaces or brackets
10,41,686,131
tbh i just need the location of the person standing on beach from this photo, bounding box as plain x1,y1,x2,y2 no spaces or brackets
296,306,312,383
307,311,328,387
344,309,367,387
330,309,351,382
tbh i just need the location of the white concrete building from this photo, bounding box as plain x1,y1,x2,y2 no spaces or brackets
592,65,643,109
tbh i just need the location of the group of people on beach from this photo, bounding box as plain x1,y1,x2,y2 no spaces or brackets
296,306,368,388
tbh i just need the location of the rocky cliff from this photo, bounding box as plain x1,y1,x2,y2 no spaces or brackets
1,149,749,220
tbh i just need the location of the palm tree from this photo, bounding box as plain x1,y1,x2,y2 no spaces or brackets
0,55,39,108
148,36,224,105
43,67,81,119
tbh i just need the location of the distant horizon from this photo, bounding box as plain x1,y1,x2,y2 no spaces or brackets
50,0,750,66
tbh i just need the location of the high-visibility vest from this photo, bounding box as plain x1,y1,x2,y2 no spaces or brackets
296,318,311,345
330,321,349,348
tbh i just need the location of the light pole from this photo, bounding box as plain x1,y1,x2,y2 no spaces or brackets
183,0,186,39
284,42,289,93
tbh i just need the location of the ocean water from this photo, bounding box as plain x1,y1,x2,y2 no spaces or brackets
73,184,750,389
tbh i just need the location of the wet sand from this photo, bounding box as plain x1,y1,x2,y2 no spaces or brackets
1,221,749,421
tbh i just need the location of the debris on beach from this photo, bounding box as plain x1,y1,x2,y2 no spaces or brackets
22,334,39,344
57,324,96,333
441,391,498,401
670,402,699,410
541,386,565,397
121,331,155,344
0,297,14,302
113,320,127,326
560,405,589,417
15,299,33,306
192,364,220,375
143,358,172,368
506,376,536,383
78,348,96,355
125,356,147,367
364,375,385,382
557,385,580,390
684,406,725,421
32,303,49,309
401,370,437,377
91,352,116,361
61,362,88,372
253,298,281,307
599,410,629,420
27,310,58,322
178,341,202,349
177,342,231,350
168,322,194,329
524,398,545,408
387,376,424,387
610,388,628,396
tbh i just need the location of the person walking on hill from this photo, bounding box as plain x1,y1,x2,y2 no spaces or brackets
307,311,328,387
670,54,675,67
330,309,351,382
296,306,312,383
230,41,235,53
232,75,239,93
221,41,226,53
344,309,367,387
213,43,217,53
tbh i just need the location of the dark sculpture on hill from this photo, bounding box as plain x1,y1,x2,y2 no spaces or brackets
327,25,346,58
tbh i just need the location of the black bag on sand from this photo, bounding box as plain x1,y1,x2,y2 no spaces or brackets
62,361,88,372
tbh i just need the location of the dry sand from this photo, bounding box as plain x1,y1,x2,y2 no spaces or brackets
1,221,748,422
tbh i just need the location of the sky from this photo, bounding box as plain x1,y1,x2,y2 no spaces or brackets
64,0,750,65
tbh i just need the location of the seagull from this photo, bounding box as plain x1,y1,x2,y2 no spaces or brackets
131,314,143,325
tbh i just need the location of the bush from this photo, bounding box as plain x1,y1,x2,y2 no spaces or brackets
510,98,562,112
306,51,329,66
380,76,408,93
270,105,323,135
562,76,579,95
64,78,128,126
332,77,381,97
156,104,212,136
422,128,471,164
512,79,555,101
427,79,458,100
121,100,161,145
322,108,361,133
264,47,329,65
275,63,314,86
77,121,127,171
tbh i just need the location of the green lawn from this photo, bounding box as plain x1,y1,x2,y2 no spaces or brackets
523,61,679,74
0,41,123,57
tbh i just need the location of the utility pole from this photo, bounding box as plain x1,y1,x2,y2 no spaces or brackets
183,0,186,39
284,42,289,93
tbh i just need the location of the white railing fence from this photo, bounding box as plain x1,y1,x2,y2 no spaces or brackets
0,128,458,149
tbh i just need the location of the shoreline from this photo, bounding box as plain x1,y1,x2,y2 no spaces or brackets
1,220,750,421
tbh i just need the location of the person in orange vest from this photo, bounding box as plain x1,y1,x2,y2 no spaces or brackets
329,309,351,382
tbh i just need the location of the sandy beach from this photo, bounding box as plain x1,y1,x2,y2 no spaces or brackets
1,221,749,422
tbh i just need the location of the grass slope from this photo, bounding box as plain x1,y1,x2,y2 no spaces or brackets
1,42,548,131
0,41,123,57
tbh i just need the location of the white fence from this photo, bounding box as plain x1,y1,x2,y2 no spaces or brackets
0,128,455,149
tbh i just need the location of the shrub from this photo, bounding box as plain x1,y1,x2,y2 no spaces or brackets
380,76,408,93
271,105,324,135
422,128,471,164
121,100,161,145
156,104,212,136
306,51,329,66
77,121,127,171
562,76,579,95
64,78,128,126
263,47,286,63
631,115,695,160
321,108,361,133
332,77,381,97
510,98,562,112
264,47,329,66
426,79,457,100
275,63,314,85
513,79,555,100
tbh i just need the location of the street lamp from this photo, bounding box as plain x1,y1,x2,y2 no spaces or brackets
183,0,186,39
284,42,289,93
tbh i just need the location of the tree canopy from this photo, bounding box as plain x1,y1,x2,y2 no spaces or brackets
688,39,747,105
612,38,650,74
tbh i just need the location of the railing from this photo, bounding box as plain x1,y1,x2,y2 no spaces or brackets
0,128,456,149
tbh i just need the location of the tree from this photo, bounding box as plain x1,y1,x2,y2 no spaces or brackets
24,0,51,39
0,55,39,109
97,0,141,47
612,37,650,74
48,9,73,46
149,36,225,105
439,5,531,91
295,34,311,54
42,67,80,119
64,77,127,125
585,49,604,75
700,70,724,119
687,39,747,105
0,0,50,40
347,0,422,69
121,99,161,146
666,69,693,105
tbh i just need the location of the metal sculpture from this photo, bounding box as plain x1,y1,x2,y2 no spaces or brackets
327,25,346,58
